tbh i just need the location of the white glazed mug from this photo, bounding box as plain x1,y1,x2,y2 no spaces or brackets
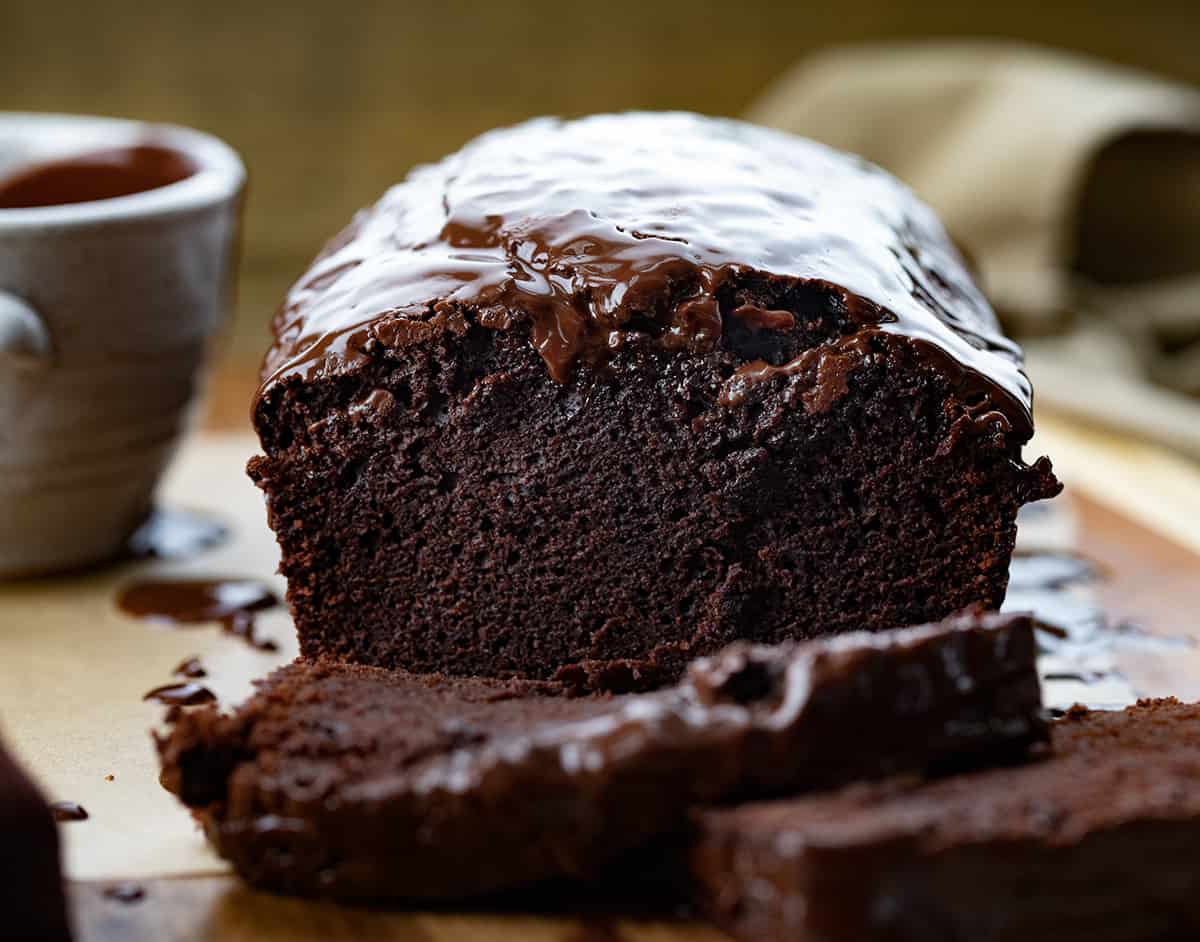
0,113,245,577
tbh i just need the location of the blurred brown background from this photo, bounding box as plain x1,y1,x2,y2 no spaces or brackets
3,0,1198,381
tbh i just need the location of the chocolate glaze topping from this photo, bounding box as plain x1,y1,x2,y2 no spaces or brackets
0,144,194,209
258,112,1032,434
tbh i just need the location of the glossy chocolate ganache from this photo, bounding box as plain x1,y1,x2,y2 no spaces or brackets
258,112,1032,435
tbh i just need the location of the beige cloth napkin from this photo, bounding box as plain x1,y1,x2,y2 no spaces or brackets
749,41,1200,457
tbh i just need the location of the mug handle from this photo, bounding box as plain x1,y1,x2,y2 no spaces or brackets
0,291,52,368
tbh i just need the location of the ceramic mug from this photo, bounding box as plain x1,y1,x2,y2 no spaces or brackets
0,113,245,577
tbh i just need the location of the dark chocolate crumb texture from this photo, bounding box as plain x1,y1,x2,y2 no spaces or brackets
157,612,1044,901
1,734,72,942
690,698,1200,942
250,112,1060,688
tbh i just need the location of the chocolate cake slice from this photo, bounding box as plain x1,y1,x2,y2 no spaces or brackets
249,112,1059,690
157,612,1044,901
690,698,1200,942
0,734,72,942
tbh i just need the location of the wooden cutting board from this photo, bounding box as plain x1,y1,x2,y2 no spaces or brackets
3,410,1199,942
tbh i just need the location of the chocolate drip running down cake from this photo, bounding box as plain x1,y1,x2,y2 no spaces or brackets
249,112,1059,689
157,612,1045,901
0,734,72,942
691,698,1200,942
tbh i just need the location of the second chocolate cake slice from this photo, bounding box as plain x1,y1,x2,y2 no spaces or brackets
691,698,1200,942
158,611,1043,901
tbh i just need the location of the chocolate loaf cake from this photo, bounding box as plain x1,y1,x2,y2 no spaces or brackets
1,734,72,942
690,698,1200,942
157,612,1044,901
250,111,1059,689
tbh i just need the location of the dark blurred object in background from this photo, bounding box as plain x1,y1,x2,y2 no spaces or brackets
3,0,1196,367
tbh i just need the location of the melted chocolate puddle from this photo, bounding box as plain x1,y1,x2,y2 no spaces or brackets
116,578,280,651
1005,541,1192,712
173,656,207,678
143,682,216,707
221,609,280,652
124,508,228,562
49,801,89,822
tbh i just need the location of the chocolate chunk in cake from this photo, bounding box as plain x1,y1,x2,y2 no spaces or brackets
248,112,1059,690
0,734,72,941
157,611,1044,901
690,697,1200,942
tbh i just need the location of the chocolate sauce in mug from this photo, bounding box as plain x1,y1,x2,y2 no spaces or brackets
0,145,194,209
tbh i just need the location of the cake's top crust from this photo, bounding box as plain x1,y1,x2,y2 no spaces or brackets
258,112,1032,433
